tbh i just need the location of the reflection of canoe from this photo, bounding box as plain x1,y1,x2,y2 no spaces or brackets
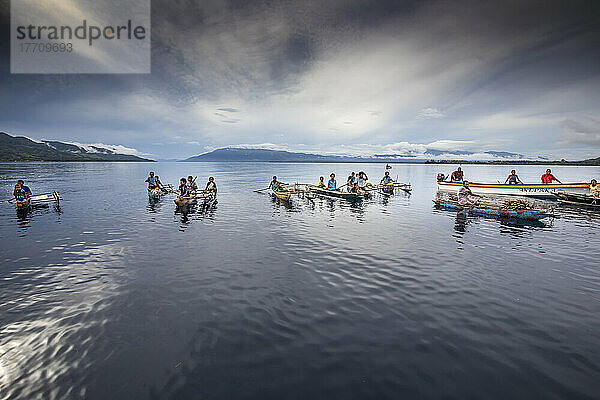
434,199,551,220
272,188,292,201
437,181,588,199
554,192,600,207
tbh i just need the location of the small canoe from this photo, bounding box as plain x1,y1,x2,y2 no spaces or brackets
381,183,395,193
434,199,551,220
554,192,600,207
272,188,292,201
174,196,197,207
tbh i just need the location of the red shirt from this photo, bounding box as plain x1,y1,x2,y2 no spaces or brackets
451,170,463,181
541,173,557,184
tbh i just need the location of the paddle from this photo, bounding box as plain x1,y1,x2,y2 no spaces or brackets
253,187,271,193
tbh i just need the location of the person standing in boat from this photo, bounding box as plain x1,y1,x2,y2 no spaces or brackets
357,171,369,188
541,169,562,184
381,171,395,185
13,180,32,198
317,176,326,188
347,172,356,192
504,170,523,184
450,167,464,182
457,181,481,206
590,179,599,197
187,176,198,197
205,177,217,194
328,173,337,190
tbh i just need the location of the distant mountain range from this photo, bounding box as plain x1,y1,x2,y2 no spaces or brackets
0,132,153,162
184,147,527,163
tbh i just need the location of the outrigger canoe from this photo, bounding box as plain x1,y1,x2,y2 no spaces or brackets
148,187,163,199
554,192,600,207
434,199,551,220
437,180,588,199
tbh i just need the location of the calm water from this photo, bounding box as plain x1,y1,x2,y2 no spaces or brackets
1,162,599,400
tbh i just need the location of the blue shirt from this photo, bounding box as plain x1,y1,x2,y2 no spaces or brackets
146,176,157,187
20,185,31,195
270,180,279,189
382,176,392,184
328,179,336,189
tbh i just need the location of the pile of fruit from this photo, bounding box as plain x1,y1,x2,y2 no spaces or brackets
502,199,530,210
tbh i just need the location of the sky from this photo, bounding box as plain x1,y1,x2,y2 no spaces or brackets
0,0,599,160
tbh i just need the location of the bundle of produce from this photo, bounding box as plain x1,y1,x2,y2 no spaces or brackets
502,199,531,210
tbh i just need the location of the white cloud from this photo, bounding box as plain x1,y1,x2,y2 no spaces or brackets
417,108,445,119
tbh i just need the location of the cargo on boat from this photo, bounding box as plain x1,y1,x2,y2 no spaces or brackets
433,199,551,220
437,180,588,199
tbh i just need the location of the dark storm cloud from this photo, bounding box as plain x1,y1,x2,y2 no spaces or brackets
0,0,599,159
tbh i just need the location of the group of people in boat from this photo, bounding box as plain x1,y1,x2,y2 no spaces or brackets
317,171,396,193
145,172,217,199
449,167,568,185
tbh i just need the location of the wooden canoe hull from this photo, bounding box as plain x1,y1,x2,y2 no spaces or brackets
437,181,589,199
272,189,291,201
434,200,550,220
554,192,600,206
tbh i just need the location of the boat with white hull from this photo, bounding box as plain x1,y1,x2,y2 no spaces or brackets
437,181,589,199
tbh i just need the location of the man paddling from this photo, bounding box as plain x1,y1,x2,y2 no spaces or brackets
205,177,217,194
145,172,163,190
270,176,282,191
178,178,189,197
347,172,356,192
381,171,395,185
458,181,481,206
541,169,561,184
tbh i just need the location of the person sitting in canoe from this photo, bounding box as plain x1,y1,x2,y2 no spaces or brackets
346,172,356,192
541,169,562,184
317,176,326,188
13,180,32,199
504,170,522,184
349,182,365,194
458,181,481,206
381,171,395,185
450,167,464,182
205,177,217,194
178,178,189,197
270,176,283,191
145,172,163,190
187,176,198,196
327,173,337,190
357,171,368,188
590,179,599,197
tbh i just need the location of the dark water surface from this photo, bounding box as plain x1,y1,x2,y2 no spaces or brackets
1,162,599,400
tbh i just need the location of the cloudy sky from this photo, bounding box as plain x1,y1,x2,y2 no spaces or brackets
0,0,599,160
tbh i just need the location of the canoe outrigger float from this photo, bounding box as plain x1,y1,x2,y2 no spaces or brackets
554,192,600,207
434,199,551,221
437,180,589,199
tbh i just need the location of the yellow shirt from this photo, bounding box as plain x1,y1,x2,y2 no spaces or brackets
317,180,326,188
590,184,600,196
